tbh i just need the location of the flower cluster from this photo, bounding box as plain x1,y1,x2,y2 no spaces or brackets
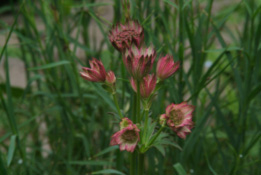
80,19,195,152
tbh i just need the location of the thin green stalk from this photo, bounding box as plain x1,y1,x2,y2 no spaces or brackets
130,92,137,175
142,109,149,142
138,153,145,175
112,92,123,118
130,152,135,175
136,80,141,123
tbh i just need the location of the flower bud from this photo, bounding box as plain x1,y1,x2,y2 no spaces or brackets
159,114,167,127
156,55,180,80
106,71,116,84
130,74,157,99
80,58,107,82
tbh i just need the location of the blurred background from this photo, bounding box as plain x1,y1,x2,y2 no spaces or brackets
0,0,260,174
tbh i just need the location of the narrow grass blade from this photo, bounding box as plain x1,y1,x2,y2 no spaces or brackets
92,169,125,175
28,60,70,71
173,163,186,175
7,135,16,167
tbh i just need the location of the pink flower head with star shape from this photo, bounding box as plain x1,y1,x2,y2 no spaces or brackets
164,102,195,139
123,44,156,80
110,118,140,152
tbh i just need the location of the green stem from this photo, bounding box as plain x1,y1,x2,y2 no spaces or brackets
113,92,123,118
130,92,137,175
130,152,135,175
142,109,149,143
138,153,145,175
136,80,141,123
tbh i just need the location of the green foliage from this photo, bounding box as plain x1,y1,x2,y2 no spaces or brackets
0,0,260,174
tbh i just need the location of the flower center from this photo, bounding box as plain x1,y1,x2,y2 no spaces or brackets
116,29,137,41
121,130,137,143
170,109,183,126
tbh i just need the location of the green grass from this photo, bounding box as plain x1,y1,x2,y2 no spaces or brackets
0,0,260,174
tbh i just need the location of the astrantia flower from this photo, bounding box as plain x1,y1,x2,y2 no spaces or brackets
156,55,180,80
109,20,144,52
164,102,195,139
110,118,140,152
80,58,107,82
130,74,157,98
123,44,156,80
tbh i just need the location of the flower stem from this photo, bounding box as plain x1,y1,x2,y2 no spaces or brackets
136,80,141,123
130,152,135,175
130,92,137,175
142,109,149,143
112,92,123,118
138,153,145,175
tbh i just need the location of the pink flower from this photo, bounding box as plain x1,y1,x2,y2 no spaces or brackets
123,44,156,80
156,55,180,80
164,102,195,139
130,74,157,98
80,58,107,82
106,71,116,84
109,20,144,52
110,118,140,152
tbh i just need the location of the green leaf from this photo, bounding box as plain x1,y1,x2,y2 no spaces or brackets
159,139,182,151
68,160,114,166
154,145,165,156
143,118,156,144
7,135,16,167
173,163,186,175
92,169,125,175
94,146,118,158
28,60,71,71
247,84,261,103
163,0,179,10
203,46,242,53
73,2,112,8
92,83,117,112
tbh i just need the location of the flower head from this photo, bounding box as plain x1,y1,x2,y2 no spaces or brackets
156,55,180,80
164,102,195,139
123,44,156,80
130,74,157,98
106,71,116,84
80,58,107,82
109,20,144,52
110,118,140,152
